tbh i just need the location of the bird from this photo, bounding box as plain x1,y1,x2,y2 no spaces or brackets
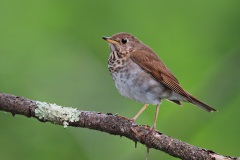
102,32,216,129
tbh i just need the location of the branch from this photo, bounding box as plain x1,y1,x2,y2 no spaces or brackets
0,93,238,160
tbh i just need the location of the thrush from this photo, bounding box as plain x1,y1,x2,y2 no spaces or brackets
102,32,216,129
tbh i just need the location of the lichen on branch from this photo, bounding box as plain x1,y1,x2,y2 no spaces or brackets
35,101,81,128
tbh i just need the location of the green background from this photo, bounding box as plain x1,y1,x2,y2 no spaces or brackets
0,0,240,159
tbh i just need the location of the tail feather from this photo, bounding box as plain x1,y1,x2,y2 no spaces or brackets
170,100,182,105
188,94,217,112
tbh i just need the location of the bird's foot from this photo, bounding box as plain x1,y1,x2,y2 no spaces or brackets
145,125,156,136
129,118,135,123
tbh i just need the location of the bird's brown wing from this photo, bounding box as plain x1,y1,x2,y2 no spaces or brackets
130,50,193,102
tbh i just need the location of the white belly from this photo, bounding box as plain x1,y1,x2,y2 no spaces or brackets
110,59,174,104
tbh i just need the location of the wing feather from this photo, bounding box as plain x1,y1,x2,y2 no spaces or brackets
130,50,193,102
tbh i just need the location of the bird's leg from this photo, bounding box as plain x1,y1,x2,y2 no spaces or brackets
145,103,160,136
152,103,160,130
131,104,149,122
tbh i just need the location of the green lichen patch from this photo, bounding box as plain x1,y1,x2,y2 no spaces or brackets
35,101,81,128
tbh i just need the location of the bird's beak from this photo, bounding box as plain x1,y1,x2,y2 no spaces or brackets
102,36,119,45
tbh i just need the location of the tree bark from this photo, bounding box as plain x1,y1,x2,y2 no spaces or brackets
0,92,239,160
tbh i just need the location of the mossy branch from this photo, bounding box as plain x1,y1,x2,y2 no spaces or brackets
0,92,239,160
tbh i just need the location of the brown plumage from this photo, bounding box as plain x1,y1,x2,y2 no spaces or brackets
102,32,216,129
130,50,215,112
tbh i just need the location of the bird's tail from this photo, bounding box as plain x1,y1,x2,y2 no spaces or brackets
188,94,217,112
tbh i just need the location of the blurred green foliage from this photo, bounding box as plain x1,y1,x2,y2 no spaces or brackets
0,0,240,159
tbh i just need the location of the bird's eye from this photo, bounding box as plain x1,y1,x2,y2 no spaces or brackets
121,38,128,44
